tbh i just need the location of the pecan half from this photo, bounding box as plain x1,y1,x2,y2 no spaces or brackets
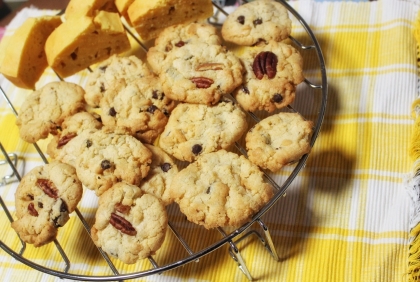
252,51,278,80
195,63,224,71
190,77,214,89
57,132,77,148
115,203,131,214
36,179,58,199
28,203,38,217
110,212,137,236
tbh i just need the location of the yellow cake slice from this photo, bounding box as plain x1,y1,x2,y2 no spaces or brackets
127,0,214,41
0,16,62,89
65,0,118,19
45,10,131,78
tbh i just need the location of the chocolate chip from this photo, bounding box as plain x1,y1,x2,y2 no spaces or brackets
147,105,158,114
237,15,245,25
70,52,77,60
161,163,172,172
192,144,202,155
242,85,250,94
100,83,105,93
109,107,117,117
253,18,263,26
27,194,34,200
86,139,92,148
38,202,43,208
99,66,107,72
101,160,111,170
60,201,68,213
206,187,211,194
271,94,283,103
152,90,159,99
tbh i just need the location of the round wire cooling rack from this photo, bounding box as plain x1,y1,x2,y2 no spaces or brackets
0,0,327,281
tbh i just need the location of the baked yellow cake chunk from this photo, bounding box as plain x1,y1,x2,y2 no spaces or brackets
45,11,131,78
65,0,118,19
127,0,214,41
0,16,62,89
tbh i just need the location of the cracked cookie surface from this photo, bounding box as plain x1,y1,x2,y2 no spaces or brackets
221,0,291,46
75,130,152,196
246,112,314,172
234,40,304,112
100,75,176,144
47,111,103,166
147,22,222,74
159,99,248,162
16,81,86,143
91,182,168,264
11,161,83,247
84,55,152,107
151,40,244,105
139,144,179,206
168,150,273,229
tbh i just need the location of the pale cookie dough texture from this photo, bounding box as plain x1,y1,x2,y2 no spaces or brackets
147,22,222,74
152,40,244,105
246,112,314,172
75,130,152,196
11,161,83,247
169,150,274,229
100,75,176,144
234,40,304,112
47,111,103,166
16,81,86,143
221,0,292,46
91,182,168,264
84,54,152,107
159,99,248,162
140,144,179,206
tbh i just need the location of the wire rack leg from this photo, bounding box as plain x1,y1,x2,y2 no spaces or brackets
228,241,254,281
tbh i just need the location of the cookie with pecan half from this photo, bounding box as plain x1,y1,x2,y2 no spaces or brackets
91,182,168,264
11,161,83,247
151,40,244,105
234,40,304,112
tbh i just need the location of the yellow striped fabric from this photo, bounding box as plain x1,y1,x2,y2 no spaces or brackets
0,0,419,281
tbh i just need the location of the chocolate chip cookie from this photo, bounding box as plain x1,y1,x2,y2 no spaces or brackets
84,55,152,107
169,149,274,229
246,112,314,172
16,81,86,143
100,75,176,144
11,161,83,247
75,129,152,196
91,182,168,264
234,40,304,112
47,111,103,166
221,0,292,46
159,98,248,162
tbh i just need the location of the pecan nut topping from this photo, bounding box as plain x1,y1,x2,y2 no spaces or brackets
190,77,214,89
36,179,58,199
252,51,278,80
195,63,224,71
115,203,131,214
28,202,39,217
110,212,137,236
57,132,77,148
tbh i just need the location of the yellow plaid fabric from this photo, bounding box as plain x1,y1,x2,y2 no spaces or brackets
0,1,418,281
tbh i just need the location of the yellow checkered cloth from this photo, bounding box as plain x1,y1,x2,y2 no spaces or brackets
0,0,418,281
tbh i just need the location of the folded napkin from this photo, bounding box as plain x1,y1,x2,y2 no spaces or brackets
0,1,419,281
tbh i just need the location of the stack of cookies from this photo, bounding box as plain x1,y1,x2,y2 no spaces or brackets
9,0,315,265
